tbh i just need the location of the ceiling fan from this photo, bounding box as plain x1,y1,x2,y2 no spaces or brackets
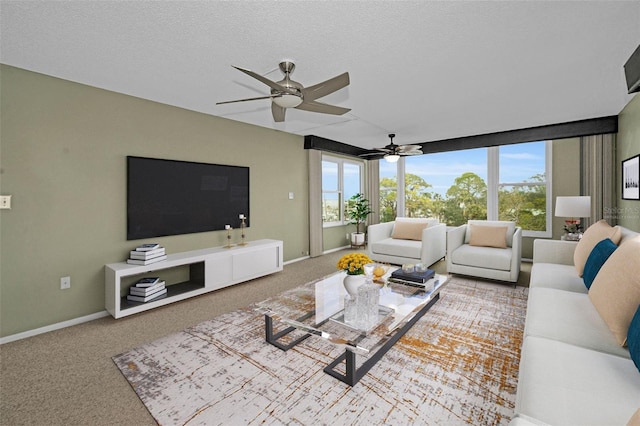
361,134,423,163
217,61,350,122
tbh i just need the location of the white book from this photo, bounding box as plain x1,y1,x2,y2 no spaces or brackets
129,248,166,259
134,277,160,287
126,288,168,303
126,255,167,265
129,281,165,296
135,243,160,252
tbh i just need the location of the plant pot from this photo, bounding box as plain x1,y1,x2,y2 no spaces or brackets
343,274,366,296
351,232,365,246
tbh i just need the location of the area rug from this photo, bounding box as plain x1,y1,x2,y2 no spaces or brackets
113,276,528,425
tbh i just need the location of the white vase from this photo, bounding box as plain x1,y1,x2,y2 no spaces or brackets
343,274,366,296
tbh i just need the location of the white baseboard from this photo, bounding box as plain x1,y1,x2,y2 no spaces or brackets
0,311,110,345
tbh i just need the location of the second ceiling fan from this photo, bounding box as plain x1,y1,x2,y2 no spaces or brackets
361,134,423,162
217,61,350,122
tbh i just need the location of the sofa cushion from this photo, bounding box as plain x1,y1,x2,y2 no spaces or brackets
589,235,640,346
371,238,421,259
525,288,629,358
574,219,622,277
450,244,512,271
628,305,640,372
391,218,429,241
469,224,508,248
583,238,618,289
529,263,587,294
515,336,640,426
465,220,516,247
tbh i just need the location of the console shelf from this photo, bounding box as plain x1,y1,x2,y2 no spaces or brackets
105,239,283,318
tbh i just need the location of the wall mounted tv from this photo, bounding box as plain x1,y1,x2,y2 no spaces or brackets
127,156,249,240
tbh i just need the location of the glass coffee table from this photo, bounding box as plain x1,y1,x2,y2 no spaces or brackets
256,269,448,386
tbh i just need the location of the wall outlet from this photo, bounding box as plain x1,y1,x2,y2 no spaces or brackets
60,276,71,290
346,233,350,240
0,195,11,209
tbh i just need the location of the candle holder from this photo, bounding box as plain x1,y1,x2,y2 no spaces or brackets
239,216,248,246
224,226,233,248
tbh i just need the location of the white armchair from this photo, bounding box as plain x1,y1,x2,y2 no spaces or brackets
446,220,522,282
367,217,446,267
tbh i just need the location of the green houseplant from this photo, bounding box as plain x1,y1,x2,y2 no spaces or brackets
346,193,373,246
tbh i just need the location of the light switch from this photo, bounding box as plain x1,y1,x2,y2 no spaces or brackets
288,192,294,200
0,195,11,209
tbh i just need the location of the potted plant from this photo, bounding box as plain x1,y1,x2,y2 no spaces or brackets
346,193,373,246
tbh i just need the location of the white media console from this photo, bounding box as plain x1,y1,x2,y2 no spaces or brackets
105,239,283,318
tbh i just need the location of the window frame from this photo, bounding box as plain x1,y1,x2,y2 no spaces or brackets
385,141,552,237
322,154,365,227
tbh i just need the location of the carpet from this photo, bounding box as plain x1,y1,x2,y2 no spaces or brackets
113,276,528,425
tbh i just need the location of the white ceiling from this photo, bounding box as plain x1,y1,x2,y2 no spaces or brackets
1,1,639,150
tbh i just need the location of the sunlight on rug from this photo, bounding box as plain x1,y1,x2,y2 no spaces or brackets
113,277,528,425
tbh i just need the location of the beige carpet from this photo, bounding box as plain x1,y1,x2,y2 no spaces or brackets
113,275,528,425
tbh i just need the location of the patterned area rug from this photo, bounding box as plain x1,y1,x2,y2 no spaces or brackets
113,277,528,425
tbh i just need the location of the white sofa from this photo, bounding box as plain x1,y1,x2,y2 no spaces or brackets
447,220,522,282
512,225,640,426
367,217,446,267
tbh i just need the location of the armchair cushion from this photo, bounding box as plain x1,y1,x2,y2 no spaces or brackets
469,224,508,248
450,244,513,271
391,218,430,241
372,238,422,259
465,220,516,247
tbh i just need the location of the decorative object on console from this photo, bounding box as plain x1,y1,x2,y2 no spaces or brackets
622,154,640,200
555,196,592,241
238,214,248,246
345,193,373,247
224,225,233,248
127,244,166,265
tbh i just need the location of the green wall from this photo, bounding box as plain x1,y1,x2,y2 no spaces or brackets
0,65,310,337
2,64,637,338
617,93,640,230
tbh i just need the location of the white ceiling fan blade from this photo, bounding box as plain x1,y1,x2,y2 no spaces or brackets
302,72,350,102
295,100,351,115
232,66,297,95
216,95,275,105
271,103,286,122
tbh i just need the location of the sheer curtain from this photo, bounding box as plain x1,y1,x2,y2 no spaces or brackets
366,159,380,226
580,133,617,228
308,149,323,257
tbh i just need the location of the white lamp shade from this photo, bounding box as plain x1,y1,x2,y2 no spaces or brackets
273,94,302,108
555,196,591,218
384,154,400,163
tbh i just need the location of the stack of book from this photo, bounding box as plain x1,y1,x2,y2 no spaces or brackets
127,243,167,265
126,277,167,303
388,268,437,291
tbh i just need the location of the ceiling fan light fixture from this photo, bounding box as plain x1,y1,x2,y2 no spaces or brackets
384,154,400,163
273,94,303,108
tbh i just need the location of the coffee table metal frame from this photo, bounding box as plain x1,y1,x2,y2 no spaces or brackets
261,273,445,386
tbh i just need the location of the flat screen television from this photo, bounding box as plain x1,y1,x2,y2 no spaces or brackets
127,156,249,240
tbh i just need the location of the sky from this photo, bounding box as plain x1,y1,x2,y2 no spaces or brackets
380,141,547,197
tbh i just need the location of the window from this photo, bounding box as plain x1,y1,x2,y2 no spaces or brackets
383,141,551,237
489,141,551,237
322,155,364,226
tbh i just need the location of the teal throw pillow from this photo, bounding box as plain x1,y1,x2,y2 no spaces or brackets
583,238,617,289
628,305,640,372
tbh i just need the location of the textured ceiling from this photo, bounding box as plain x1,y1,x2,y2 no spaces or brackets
1,1,639,149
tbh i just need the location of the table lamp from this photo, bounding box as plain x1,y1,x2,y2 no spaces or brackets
555,196,591,240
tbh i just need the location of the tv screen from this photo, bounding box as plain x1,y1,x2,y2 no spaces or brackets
127,156,249,240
